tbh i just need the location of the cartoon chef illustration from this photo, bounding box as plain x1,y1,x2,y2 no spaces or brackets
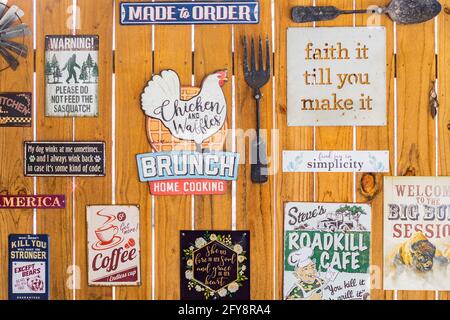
286,247,338,300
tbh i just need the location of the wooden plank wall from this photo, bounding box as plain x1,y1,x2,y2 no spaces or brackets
0,0,33,301
36,0,74,300
0,0,448,300
356,0,395,301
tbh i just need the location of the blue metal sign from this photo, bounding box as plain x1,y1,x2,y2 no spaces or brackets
120,1,260,25
9,234,49,300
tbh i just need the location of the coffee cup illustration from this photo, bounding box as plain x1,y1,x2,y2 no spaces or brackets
95,224,119,245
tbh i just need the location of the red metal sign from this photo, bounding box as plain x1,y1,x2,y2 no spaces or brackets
149,179,227,195
0,195,66,209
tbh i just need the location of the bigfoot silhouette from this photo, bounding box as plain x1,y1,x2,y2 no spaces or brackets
62,54,80,84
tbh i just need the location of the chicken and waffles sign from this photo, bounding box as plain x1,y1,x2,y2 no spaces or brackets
136,69,239,195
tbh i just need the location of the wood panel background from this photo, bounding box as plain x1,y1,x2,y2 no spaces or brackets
0,0,448,300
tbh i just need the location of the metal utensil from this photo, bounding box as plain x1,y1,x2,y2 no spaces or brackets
292,0,442,24
243,36,271,184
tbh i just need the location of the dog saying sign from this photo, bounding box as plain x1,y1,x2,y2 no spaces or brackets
87,205,141,286
45,35,99,117
24,142,105,177
287,27,386,126
9,234,49,300
384,177,450,291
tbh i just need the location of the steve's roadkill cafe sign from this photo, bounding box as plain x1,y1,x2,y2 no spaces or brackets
45,35,99,117
120,1,260,25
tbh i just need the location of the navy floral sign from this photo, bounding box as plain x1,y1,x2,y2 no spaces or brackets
180,231,250,300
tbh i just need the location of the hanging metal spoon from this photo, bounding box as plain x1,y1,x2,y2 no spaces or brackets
292,0,442,24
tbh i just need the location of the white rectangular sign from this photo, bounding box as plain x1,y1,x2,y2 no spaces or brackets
287,27,386,126
87,205,141,286
384,177,450,291
283,150,389,173
45,35,99,117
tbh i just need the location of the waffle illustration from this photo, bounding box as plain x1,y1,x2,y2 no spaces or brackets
145,86,228,152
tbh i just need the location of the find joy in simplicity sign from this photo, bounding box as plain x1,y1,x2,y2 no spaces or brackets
287,27,386,126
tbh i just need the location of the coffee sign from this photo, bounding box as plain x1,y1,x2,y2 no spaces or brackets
120,1,260,25
9,234,49,300
0,93,31,127
283,150,389,173
87,205,141,286
287,27,386,126
45,35,99,117
384,177,450,291
284,203,371,300
180,231,250,300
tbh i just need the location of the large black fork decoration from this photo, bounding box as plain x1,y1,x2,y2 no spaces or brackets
243,36,271,184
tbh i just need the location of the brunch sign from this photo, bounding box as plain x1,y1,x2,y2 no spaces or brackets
180,231,250,300
9,234,49,300
384,177,450,291
137,69,239,196
287,27,386,126
87,205,141,286
284,203,371,300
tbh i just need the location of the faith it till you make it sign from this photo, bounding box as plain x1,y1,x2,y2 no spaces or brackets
45,35,99,117
287,27,386,126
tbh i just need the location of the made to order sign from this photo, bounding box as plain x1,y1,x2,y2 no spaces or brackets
120,1,260,25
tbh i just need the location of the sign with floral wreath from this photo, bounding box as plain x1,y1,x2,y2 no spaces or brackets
180,231,250,300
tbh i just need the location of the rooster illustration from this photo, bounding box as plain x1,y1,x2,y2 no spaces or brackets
141,70,228,147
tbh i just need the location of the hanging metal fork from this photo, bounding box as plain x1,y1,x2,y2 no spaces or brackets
243,36,271,184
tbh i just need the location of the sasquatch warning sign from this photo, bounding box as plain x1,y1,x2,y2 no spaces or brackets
45,35,99,117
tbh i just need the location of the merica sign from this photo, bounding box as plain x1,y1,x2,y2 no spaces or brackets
136,151,239,195
120,1,260,25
